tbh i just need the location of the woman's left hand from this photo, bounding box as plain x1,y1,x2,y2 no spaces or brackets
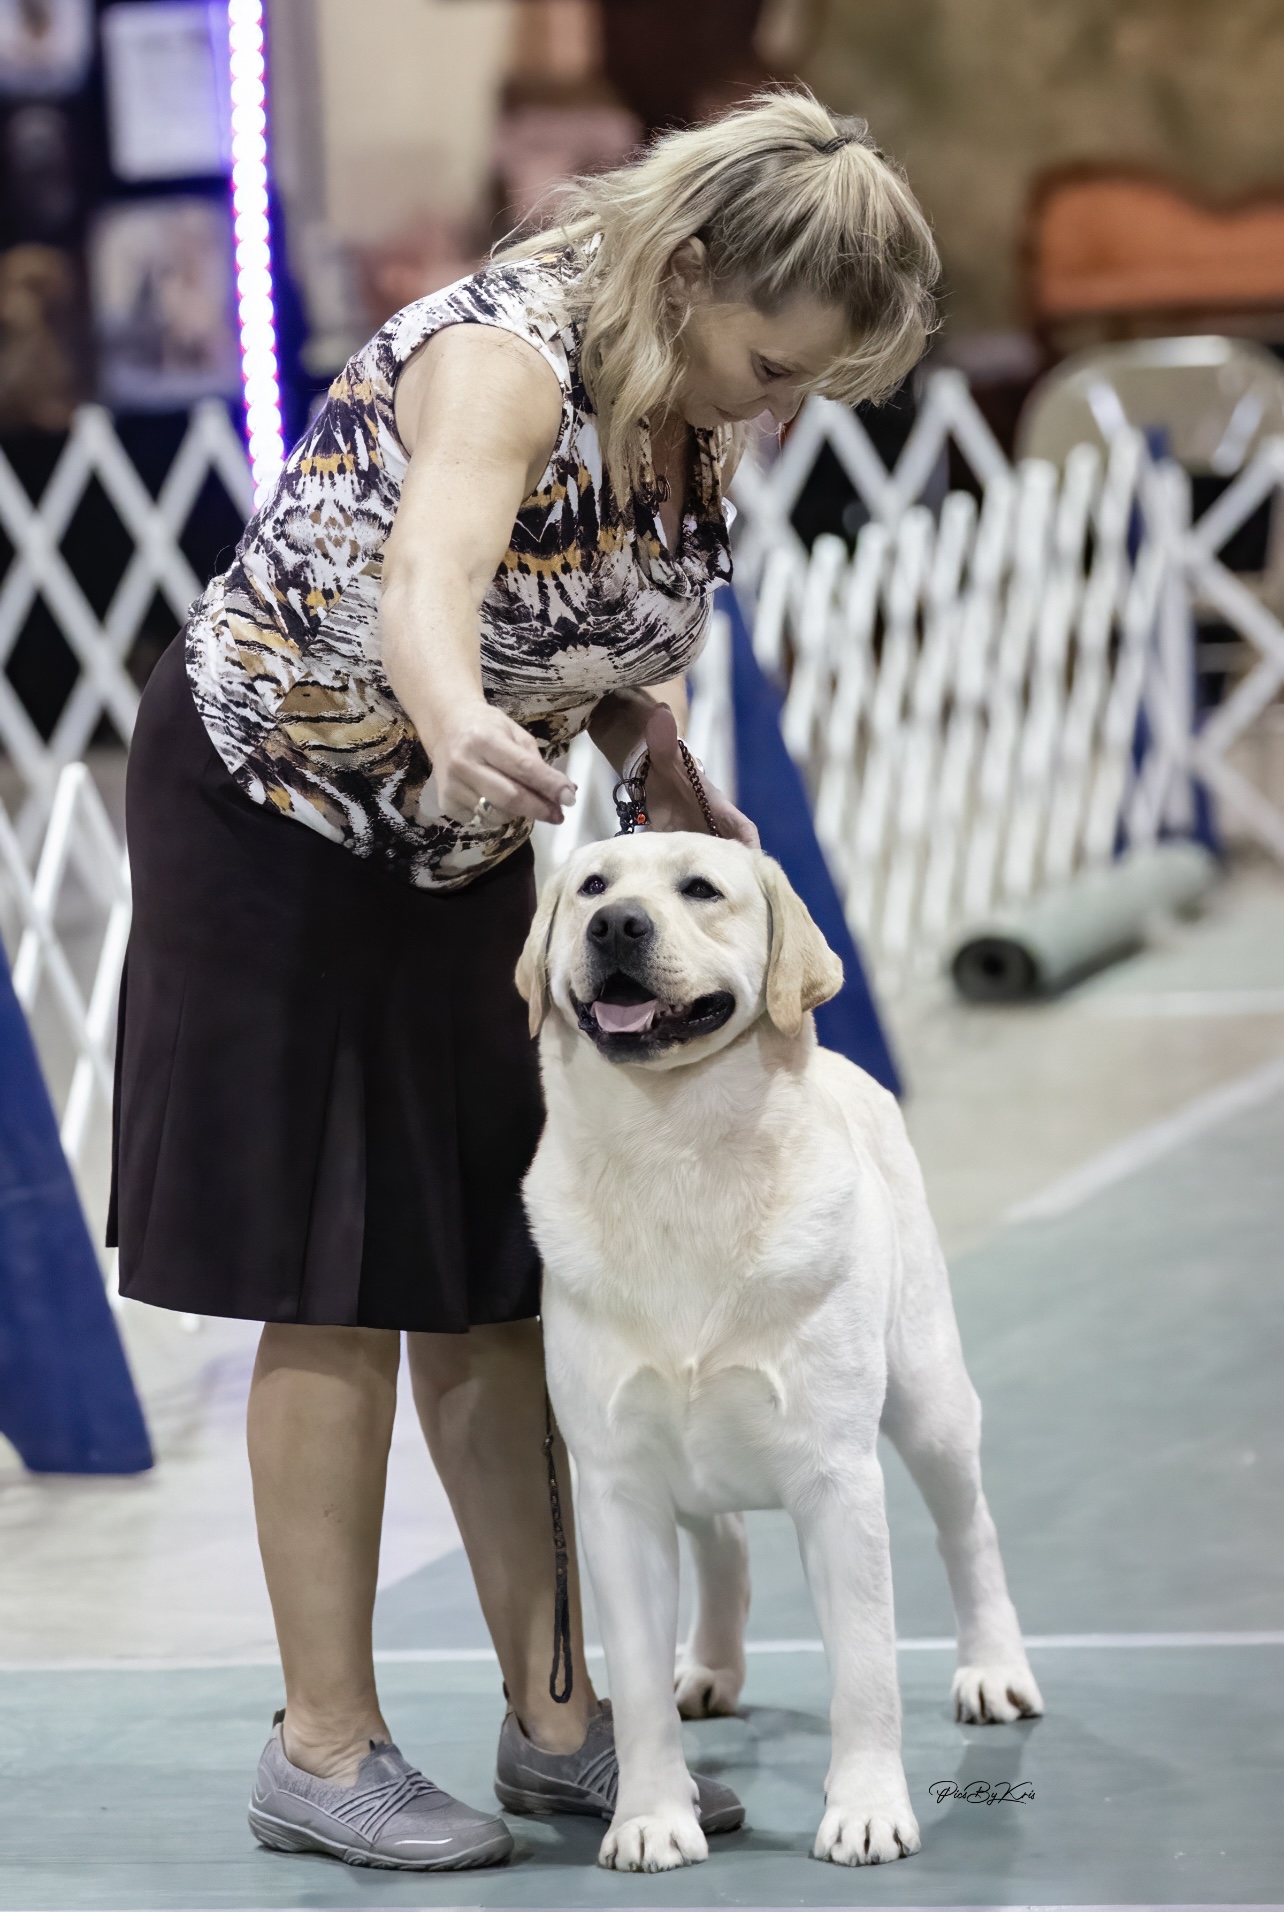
639,705,760,848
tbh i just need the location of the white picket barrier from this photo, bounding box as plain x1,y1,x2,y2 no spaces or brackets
1,762,129,1174
1180,435,1284,858
0,402,252,1308
6,386,1284,1196
0,400,254,853
728,371,1010,591
753,426,1284,985
751,433,1164,981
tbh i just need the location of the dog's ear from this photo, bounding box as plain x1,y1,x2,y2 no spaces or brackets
759,856,844,1037
515,865,569,1037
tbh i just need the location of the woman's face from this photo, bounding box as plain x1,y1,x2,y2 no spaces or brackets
667,245,851,432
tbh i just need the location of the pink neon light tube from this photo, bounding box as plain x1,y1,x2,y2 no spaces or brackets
227,0,285,498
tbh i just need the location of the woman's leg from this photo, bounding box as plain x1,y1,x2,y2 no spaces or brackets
407,1318,597,1753
247,1322,401,1780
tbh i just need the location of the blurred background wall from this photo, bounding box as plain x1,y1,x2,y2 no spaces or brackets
267,0,787,376
7,0,1284,432
261,0,1284,399
316,0,511,242
800,0,1284,334
269,0,517,373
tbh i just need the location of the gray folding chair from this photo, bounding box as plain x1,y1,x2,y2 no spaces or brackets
1017,334,1284,613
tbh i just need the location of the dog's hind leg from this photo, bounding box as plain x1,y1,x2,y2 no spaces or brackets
674,1512,749,1718
881,1321,1044,1725
862,1095,1045,1726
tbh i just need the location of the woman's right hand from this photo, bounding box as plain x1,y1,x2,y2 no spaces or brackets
427,699,577,827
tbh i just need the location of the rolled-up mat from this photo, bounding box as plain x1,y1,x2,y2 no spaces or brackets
950,842,1219,1003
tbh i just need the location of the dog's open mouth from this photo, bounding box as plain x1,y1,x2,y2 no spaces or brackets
574,972,735,1052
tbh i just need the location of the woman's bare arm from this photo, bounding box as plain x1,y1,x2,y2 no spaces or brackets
381,325,576,825
382,330,752,841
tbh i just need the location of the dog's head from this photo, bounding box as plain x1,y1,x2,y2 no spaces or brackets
516,833,843,1067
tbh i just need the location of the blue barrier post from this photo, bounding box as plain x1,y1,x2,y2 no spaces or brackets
724,586,903,1096
0,939,152,1474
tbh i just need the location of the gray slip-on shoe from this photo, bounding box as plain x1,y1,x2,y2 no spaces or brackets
249,1717,513,1870
494,1698,744,1833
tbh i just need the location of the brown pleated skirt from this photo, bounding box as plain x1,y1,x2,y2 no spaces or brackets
108,638,544,1331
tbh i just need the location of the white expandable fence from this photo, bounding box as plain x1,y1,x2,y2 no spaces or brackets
755,426,1284,985
757,434,1175,982
728,373,1011,590
0,402,254,1287
0,400,254,852
0,761,130,1175
550,385,1284,988
1176,433,1284,858
5,379,1284,1207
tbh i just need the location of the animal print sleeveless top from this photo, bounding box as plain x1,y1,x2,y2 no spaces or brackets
185,245,734,890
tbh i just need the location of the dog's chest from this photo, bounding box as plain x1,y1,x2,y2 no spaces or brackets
607,1357,791,1511
532,1084,898,1509
536,1127,858,1327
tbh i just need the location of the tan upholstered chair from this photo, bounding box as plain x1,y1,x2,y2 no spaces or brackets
1026,169,1284,355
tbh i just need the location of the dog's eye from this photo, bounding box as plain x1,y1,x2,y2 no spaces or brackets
679,876,722,901
579,874,607,896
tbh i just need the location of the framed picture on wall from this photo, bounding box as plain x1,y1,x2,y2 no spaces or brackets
101,3,232,183
0,0,93,98
90,196,240,408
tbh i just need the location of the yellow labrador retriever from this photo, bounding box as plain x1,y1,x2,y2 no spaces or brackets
516,832,1042,1874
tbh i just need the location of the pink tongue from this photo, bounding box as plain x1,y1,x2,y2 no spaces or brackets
593,998,658,1034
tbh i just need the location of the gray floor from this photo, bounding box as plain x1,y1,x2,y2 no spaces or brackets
3,1647,1281,1908
3,1065,1283,1906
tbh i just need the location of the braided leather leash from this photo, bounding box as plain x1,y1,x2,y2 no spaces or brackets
544,1392,574,1703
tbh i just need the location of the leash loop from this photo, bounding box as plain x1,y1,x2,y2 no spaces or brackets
544,1391,574,1704
613,742,721,838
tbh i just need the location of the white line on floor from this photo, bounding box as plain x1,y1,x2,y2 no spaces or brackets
4,1630,1281,1673
1004,1048,1284,1223
723,1630,1284,1654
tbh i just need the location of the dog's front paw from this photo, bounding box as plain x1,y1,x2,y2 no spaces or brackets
599,1808,708,1873
814,1792,921,1866
952,1661,1045,1723
675,1657,743,1719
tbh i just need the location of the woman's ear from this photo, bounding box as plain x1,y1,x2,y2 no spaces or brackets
758,856,844,1037
515,866,569,1037
665,234,710,297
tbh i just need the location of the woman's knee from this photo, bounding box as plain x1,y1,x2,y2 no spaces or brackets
406,1317,544,1411
254,1321,402,1390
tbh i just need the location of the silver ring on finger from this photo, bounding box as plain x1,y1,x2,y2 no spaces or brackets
467,795,495,830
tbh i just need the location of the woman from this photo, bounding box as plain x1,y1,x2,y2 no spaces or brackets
110,89,937,1870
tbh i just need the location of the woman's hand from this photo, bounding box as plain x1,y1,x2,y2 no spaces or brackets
639,704,760,848
428,699,576,826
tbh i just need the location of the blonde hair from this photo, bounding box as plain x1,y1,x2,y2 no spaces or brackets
496,88,939,493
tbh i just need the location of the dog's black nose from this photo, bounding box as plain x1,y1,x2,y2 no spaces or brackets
587,899,654,964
